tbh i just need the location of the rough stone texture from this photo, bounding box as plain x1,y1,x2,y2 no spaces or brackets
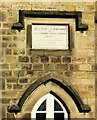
0,1,96,120
18,56,29,63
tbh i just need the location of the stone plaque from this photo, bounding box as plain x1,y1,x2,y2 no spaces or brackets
32,24,69,50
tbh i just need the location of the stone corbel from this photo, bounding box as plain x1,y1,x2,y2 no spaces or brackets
7,105,21,114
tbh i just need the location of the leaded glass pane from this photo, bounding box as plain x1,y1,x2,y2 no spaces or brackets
37,100,46,111
54,100,63,111
36,113,46,120
54,113,64,120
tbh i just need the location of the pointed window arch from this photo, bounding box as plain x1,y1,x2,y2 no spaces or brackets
31,93,68,119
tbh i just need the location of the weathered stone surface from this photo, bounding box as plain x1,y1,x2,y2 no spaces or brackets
44,64,55,71
3,23,12,28
51,56,61,63
2,70,12,77
2,98,10,104
7,113,15,119
69,64,79,71
8,42,17,47
33,64,43,71
19,78,28,83
2,42,7,47
6,77,17,83
13,36,25,41
13,84,23,90
21,64,32,70
13,48,25,55
30,56,39,63
2,29,17,35
62,56,72,63
2,78,5,90
0,63,9,69
55,64,68,71
5,49,12,55
6,84,13,90
2,36,12,41
40,55,49,63
19,56,29,62
0,11,6,22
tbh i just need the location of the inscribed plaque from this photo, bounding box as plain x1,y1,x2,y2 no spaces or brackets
32,24,69,50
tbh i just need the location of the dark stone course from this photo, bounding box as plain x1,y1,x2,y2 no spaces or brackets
44,64,54,71
2,71,12,77
0,12,6,21
51,56,61,63
69,64,79,71
55,64,68,71
0,63,9,69
62,56,72,63
39,55,49,63
30,56,39,63
2,42,7,47
19,78,28,83
33,64,43,70
2,36,12,41
19,56,29,62
21,64,32,70
6,77,17,83
2,98,10,104
13,84,23,89
5,49,12,55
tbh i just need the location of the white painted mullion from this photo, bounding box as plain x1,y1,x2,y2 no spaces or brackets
47,94,51,118
50,94,54,118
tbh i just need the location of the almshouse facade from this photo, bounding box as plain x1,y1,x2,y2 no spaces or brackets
1,1,97,119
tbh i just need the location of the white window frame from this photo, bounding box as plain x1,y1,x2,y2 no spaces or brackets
31,93,68,119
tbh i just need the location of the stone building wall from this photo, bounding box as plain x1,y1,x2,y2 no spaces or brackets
0,1,96,119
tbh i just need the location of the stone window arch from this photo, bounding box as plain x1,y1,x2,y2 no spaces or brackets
8,74,91,119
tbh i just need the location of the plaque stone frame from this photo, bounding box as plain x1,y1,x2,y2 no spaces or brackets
11,10,89,51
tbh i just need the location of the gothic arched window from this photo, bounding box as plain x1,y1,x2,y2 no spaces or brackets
31,93,68,120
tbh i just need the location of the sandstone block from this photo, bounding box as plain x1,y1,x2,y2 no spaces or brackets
44,64,54,71
0,11,6,22
62,56,72,63
2,36,12,41
40,55,49,63
2,98,10,104
13,48,25,55
6,84,12,90
13,84,23,90
3,23,12,28
2,70,12,77
55,64,68,71
21,64,32,70
19,56,29,62
2,42,7,48
5,49,12,55
19,78,28,83
2,78,5,90
30,56,39,63
6,77,17,83
8,42,17,48
0,63,9,69
69,64,79,71
50,56,61,63
33,64,43,71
